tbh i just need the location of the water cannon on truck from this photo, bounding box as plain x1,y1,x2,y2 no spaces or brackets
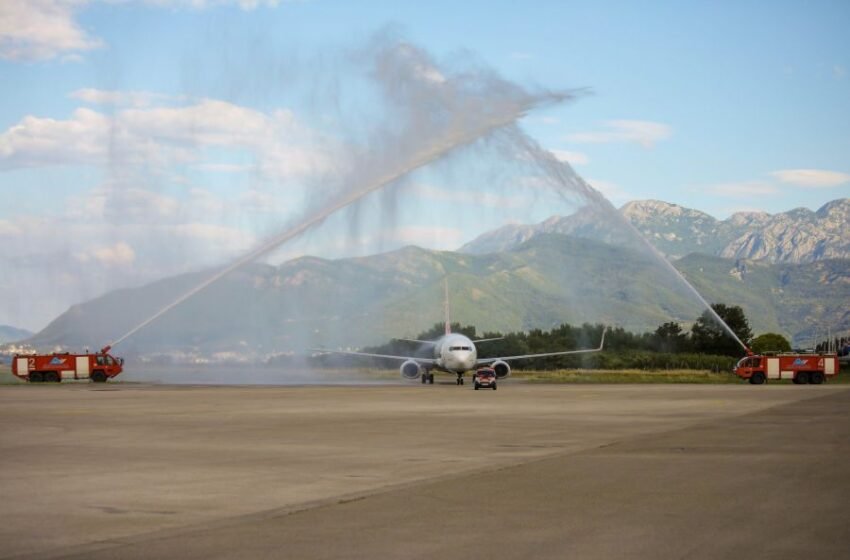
11,346,124,383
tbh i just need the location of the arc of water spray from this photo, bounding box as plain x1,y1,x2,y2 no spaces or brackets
617,217,751,353
110,83,745,355
614,213,751,353
511,130,751,354
109,97,565,349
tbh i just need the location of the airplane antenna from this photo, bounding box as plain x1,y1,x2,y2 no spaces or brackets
444,278,451,335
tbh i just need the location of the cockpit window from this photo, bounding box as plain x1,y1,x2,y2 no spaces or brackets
449,346,472,351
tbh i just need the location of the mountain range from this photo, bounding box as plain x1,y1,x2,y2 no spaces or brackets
0,325,32,344
461,198,850,263
14,198,849,358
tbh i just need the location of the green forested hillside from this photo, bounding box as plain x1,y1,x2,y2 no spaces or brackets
21,234,849,355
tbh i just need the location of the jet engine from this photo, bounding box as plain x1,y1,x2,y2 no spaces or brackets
491,360,511,379
400,360,423,380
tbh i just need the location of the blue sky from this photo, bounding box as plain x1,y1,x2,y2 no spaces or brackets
1,0,849,330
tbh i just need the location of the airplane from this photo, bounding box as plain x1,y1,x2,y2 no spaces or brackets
315,280,608,386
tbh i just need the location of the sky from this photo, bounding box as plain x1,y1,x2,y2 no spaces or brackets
1,0,849,331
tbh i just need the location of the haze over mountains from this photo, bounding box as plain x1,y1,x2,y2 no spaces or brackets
11,198,850,358
0,326,32,344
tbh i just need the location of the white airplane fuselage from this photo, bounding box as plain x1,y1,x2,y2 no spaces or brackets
432,333,478,373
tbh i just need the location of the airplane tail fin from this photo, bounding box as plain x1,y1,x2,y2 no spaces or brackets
444,278,451,335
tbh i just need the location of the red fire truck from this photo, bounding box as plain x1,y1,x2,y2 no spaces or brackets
11,346,124,383
734,352,839,385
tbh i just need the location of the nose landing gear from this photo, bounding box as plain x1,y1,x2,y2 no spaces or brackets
455,373,464,386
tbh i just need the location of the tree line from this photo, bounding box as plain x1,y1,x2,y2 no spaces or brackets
349,303,776,371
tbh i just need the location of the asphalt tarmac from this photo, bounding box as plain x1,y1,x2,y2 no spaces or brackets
1,382,848,559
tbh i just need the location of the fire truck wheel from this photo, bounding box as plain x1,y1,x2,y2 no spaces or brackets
44,372,60,383
810,372,825,385
749,372,765,385
796,372,810,385
91,372,108,383
29,372,44,383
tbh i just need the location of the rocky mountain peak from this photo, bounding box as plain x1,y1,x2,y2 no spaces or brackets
461,197,850,264
727,211,770,227
620,200,710,221
817,198,850,219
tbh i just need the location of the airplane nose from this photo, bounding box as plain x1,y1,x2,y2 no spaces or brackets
446,350,475,372
461,354,475,370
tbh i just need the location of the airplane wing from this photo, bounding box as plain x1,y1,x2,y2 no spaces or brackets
311,349,437,364
475,328,607,365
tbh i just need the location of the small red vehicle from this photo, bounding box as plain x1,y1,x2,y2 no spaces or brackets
11,346,124,383
733,352,838,385
473,367,497,390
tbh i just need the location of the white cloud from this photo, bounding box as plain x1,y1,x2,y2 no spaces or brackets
549,149,589,165
193,163,252,173
0,96,329,179
566,120,672,148
118,99,271,146
0,0,102,61
391,43,447,85
75,241,136,267
0,1,286,61
0,219,23,236
0,108,117,167
770,169,850,188
416,65,447,84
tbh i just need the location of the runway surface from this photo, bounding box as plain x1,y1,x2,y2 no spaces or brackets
1,382,848,559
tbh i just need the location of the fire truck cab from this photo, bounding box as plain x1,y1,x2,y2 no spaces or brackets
734,353,838,385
